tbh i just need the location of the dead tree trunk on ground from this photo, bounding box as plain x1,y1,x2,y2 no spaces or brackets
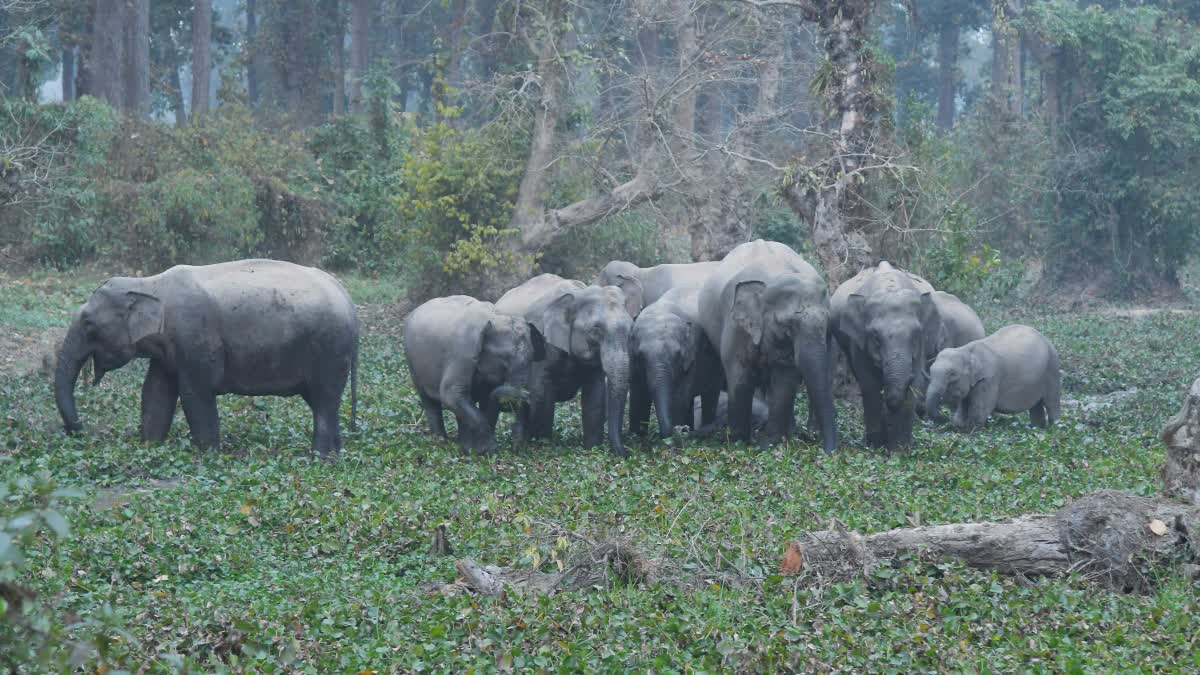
782,376,1200,591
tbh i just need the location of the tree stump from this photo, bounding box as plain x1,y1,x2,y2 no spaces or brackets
1159,378,1200,506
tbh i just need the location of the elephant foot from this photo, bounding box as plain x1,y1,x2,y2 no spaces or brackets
863,431,888,448
609,443,629,458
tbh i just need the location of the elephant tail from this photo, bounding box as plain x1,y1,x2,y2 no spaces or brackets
350,348,359,432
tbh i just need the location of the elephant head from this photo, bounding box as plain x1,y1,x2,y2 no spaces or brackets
731,274,837,453
534,285,633,455
597,261,645,318
924,347,981,417
842,288,938,410
56,278,164,433
631,315,697,438
477,315,545,410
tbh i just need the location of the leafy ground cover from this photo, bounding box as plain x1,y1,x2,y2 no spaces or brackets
1,273,1197,672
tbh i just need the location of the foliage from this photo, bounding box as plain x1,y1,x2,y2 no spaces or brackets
2,270,1199,670
1025,1,1200,287
540,210,682,282
393,115,526,297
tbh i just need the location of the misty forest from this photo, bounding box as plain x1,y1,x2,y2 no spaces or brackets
2,0,1200,671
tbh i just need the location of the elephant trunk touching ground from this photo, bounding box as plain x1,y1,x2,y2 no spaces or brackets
795,331,838,454
650,358,675,439
882,347,914,411
601,337,631,457
54,315,92,433
924,380,946,421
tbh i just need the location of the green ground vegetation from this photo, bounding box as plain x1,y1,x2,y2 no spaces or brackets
1,272,1197,672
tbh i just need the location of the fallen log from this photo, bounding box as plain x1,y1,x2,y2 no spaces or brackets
783,376,1200,591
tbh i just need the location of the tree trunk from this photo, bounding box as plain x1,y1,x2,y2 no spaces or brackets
782,492,1199,591
935,20,959,130
61,47,76,102
91,0,126,109
782,375,1200,591
438,0,469,111
350,0,371,111
990,0,1022,115
169,40,187,127
781,0,879,287
247,0,260,105
124,0,150,117
333,0,346,116
475,0,502,80
191,0,212,119
670,0,698,162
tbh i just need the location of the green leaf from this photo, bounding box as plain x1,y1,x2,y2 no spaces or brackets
41,509,70,539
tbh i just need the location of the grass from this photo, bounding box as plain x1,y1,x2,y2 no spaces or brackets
1,272,1198,672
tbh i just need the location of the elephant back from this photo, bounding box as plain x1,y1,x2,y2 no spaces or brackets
495,274,583,320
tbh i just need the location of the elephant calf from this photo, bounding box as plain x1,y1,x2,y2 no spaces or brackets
629,286,722,439
925,324,1061,432
55,259,359,458
404,296,544,455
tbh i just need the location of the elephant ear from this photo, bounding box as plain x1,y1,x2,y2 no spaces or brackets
615,274,644,318
527,322,547,361
841,293,868,350
536,291,575,353
125,291,164,344
731,281,766,347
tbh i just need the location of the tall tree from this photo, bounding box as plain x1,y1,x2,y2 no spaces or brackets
246,0,259,104
192,0,212,119
991,0,1022,114
61,45,75,101
124,0,150,116
349,0,369,111
333,0,345,114
91,0,126,108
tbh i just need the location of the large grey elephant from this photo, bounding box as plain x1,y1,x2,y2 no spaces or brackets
404,296,545,454
691,392,769,437
831,262,985,448
495,274,634,456
697,240,837,452
925,324,1061,431
54,259,359,458
597,260,720,318
629,286,723,439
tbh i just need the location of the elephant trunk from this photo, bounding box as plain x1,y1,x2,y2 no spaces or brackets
924,380,945,419
55,317,91,433
601,339,630,457
651,359,675,439
796,336,837,454
882,351,913,410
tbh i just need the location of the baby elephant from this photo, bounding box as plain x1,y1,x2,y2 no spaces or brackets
925,325,1061,432
405,296,544,454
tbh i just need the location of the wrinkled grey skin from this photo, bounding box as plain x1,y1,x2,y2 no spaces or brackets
597,260,721,318
629,286,723,439
919,291,986,419
925,324,1062,431
698,240,837,452
55,259,359,458
404,296,545,455
831,261,944,449
691,392,769,437
496,274,634,456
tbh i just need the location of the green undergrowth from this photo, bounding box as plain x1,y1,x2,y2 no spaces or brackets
1,276,1197,671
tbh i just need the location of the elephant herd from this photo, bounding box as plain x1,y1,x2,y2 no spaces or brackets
52,244,1062,459
406,239,1062,457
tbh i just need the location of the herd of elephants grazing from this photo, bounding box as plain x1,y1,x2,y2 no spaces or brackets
52,241,1062,459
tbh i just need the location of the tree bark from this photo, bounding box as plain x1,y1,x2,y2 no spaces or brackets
669,0,698,162
333,0,346,115
191,0,212,119
247,0,260,105
61,47,76,102
990,0,1021,115
935,20,959,130
124,0,150,117
475,0,502,80
781,0,879,287
91,0,126,109
169,39,187,127
350,0,371,111
1159,377,1200,506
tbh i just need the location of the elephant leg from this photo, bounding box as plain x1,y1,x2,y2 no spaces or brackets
528,390,556,439
629,376,652,438
445,392,495,455
418,392,447,439
580,369,607,450
763,367,799,445
699,390,718,428
1029,402,1048,428
849,357,886,447
1044,377,1062,424
482,397,501,430
139,360,179,443
306,390,345,460
179,381,220,450
725,362,756,443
